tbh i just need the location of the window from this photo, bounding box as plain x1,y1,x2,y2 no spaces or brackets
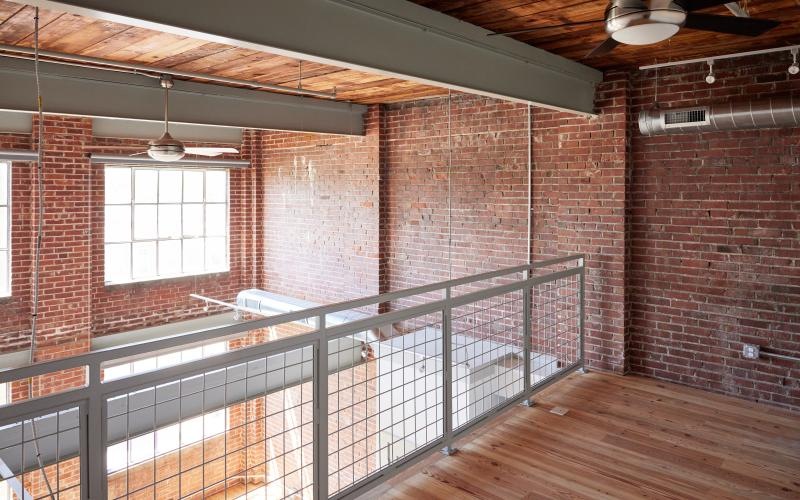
102,341,227,382
104,167,228,284
0,162,9,296
102,342,228,473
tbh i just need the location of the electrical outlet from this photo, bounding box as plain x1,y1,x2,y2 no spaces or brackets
742,343,760,360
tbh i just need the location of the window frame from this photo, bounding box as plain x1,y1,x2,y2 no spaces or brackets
0,161,10,297
103,165,230,285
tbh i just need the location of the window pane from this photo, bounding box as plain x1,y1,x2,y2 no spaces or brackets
129,433,154,465
183,171,203,202
105,243,130,283
182,204,203,237
181,416,203,446
205,204,226,237
133,205,157,240
158,170,182,203
155,424,179,456
0,164,7,205
0,251,7,296
104,168,130,205
158,204,181,239
206,237,226,271
158,239,181,276
205,170,227,202
132,241,157,279
0,207,6,249
104,205,131,243
182,238,204,274
106,442,127,473
134,169,158,203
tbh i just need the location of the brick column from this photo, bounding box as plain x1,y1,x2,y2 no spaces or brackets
28,115,93,394
532,72,630,373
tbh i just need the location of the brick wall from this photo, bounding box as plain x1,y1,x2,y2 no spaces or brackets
259,106,381,306
627,56,800,409
381,94,529,293
531,73,629,373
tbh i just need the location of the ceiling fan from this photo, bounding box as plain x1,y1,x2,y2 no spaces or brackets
135,75,239,162
489,0,781,59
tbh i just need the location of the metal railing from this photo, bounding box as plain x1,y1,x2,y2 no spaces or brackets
0,254,585,500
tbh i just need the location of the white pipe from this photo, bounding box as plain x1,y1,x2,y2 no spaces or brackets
189,293,270,317
0,43,338,99
639,45,799,70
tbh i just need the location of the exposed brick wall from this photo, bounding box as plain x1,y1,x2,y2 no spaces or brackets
381,94,529,294
259,106,381,306
532,73,629,373
0,133,33,353
627,56,800,409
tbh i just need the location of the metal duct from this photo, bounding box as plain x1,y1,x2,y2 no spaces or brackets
638,95,800,135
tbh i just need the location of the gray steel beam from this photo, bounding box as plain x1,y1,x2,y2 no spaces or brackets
0,58,367,136
26,0,603,116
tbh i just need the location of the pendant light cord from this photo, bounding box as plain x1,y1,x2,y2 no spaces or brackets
29,9,56,499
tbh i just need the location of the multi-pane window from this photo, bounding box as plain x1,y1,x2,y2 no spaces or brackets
104,166,228,284
0,162,9,296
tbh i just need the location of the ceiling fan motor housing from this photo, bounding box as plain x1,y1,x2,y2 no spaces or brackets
148,131,186,161
606,0,687,45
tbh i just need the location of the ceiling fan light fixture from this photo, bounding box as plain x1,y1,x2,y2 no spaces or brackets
147,131,186,162
610,22,680,45
605,1,686,46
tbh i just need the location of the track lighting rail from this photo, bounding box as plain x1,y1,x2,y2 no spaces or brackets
639,44,800,70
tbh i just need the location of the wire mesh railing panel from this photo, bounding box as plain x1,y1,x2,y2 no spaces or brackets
104,343,315,500
0,405,83,500
530,271,581,386
450,289,525,431
326,311,444,497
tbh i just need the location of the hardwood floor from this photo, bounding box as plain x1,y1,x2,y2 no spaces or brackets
369,372,800,500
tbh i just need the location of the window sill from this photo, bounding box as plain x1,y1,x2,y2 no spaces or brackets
104,270,231,289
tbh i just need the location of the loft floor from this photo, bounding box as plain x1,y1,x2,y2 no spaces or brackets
372,372,800,499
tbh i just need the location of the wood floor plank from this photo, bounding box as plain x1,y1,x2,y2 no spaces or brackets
368,372,800,500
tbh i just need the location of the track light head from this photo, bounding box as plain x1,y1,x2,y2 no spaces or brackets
705,60,715,85
789,49,799,75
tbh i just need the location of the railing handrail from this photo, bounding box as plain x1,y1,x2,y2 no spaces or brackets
0,256,586,500
0,254,584,385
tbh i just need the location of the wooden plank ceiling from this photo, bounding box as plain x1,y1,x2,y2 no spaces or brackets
413,0,800,69
0,0,447,104
0,1,797,106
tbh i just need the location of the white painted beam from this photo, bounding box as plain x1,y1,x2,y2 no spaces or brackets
0,58,367,135
25,0,603,116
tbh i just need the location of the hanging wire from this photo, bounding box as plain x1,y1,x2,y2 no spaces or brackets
527,104,532,266
28,9,56,498
447,90,452,281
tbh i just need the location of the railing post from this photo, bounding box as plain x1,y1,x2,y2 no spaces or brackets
521,270,534,407
578,258,588,374
313,315,328,499
87,363,104,499
441,288,456,456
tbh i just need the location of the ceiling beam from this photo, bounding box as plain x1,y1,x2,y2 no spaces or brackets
24,0,603,116
0,58,367,135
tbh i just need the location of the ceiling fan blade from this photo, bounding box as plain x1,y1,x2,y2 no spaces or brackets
684,13,780,36
684,0,732,11
583,37,620,59
184,147,239,157
488,19,603,37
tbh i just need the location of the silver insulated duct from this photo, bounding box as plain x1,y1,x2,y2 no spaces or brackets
639,95,800,135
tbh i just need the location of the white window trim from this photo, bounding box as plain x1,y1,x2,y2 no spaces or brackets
103,166,230,285
0,162,10,298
